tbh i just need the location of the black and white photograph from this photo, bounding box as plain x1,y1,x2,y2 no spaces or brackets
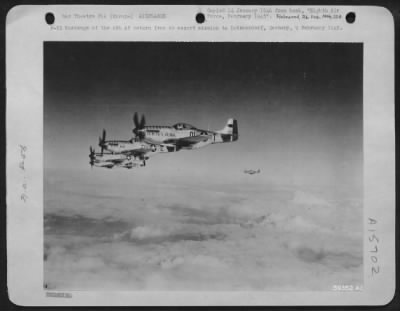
43,42,363,291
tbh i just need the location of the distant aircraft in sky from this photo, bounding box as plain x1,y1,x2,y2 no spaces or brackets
244,169,261,175
89,113,238,169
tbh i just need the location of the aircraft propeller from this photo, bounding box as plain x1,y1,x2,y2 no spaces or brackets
89,146,95,168
133,112,146,140
98,129,106,154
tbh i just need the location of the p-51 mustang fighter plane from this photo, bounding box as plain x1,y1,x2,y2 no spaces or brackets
132,112,238,150
89,113,238,169
88,129,173,168
89,146,145,169
97,129,175,156
244,169,261,175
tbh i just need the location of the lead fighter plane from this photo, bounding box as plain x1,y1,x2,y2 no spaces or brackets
131,113,238,150
89,112,238,169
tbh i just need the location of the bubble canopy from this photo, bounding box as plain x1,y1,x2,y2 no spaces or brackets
173,123,197,130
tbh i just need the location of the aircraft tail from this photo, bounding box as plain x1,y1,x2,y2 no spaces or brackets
218,118,239,142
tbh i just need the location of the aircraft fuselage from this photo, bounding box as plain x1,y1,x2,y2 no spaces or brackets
137,122,238,149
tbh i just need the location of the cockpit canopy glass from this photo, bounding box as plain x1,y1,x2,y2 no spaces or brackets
173,123,196,130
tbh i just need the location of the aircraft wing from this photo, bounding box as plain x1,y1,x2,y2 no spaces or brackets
121,149,148,157
103,157,126,164
143,138,176,147
101,163,115,169
164,135,211,147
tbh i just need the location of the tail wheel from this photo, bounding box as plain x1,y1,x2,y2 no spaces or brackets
151,144,156,152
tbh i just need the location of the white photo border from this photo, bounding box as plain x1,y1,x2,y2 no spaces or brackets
6,5,395,306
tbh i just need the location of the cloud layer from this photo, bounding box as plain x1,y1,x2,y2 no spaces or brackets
44,171,362,291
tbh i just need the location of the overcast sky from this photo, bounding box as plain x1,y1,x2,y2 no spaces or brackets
44,42,362,190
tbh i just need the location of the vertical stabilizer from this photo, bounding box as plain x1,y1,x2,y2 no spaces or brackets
218,118,239,142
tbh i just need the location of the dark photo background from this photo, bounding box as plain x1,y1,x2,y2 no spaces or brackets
44,42,363,290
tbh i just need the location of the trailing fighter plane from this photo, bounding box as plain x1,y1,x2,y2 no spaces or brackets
244,169,261,175
132,112,238,150
89,129,174,168
89,146,145,169
97,129,175,156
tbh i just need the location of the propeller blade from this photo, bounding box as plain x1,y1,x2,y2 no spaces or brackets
140,115,146,129
102,129,106,142
89,146,95,168
133,112,139,128
98,137,104,154
133,113,146,140
98,129,106,155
